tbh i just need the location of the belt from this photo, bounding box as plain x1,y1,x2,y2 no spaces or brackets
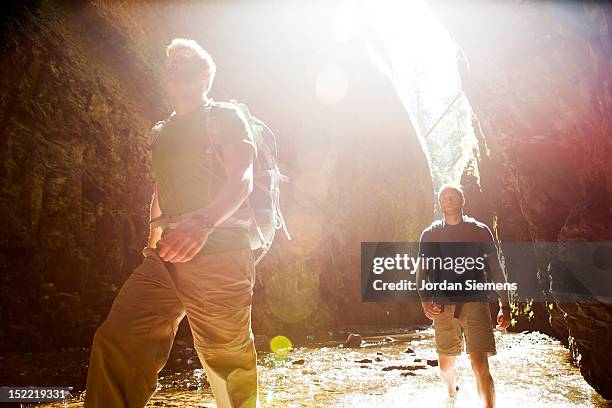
150,208,252,230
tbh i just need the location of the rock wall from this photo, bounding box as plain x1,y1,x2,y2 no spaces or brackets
428,0,612,398
0,1,166,351
0,1,433,352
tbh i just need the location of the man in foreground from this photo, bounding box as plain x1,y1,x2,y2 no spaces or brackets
417,183,512,408
84,38,259,407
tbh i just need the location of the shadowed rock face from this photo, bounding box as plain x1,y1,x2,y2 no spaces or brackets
428,0,612,398
0,1,433,351
0,2,165,351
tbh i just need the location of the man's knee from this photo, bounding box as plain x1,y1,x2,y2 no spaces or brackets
197,336,256,368
440,365,455,375
192,308,254,352
438,355,456,373
470,354,491,377
199,333,254,353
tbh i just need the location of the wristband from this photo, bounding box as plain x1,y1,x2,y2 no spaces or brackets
191,214,215,233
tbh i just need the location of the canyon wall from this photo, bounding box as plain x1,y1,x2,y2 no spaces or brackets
0,1,165,351
428,0,612,398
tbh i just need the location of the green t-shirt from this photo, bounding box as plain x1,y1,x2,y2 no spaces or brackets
150,101,257,255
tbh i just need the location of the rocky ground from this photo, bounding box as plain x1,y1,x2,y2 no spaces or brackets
1,328,609,407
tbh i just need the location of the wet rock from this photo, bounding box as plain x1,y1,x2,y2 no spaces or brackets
354,358,372,364
426,359,438,367
382,364,427,371
343,333,363,348
375,357,383,362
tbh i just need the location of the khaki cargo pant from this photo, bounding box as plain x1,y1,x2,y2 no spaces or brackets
84,246,258,408
433,302,497,356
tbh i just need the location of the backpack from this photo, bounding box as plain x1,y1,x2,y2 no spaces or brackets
148,99,291,266
206,99,291,265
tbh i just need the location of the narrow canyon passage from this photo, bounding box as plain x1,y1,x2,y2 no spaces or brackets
0,1,610,407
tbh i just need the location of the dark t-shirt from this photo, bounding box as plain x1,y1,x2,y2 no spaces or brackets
150,101,257,255
418,215,498,302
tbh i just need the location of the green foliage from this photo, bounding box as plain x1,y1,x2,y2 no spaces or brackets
416,91,476,192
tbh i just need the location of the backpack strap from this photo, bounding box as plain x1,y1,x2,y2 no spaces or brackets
205,101,267,251
205,101,222,198
148,112,175,149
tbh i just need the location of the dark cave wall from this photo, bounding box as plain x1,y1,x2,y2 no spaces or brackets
0,1,433,351
428,0,612,398
0,2,167,350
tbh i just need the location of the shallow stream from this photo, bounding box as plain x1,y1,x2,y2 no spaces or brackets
35,328,611,407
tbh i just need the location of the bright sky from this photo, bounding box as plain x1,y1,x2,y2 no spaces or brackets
357,0,476,186
362,0,461,115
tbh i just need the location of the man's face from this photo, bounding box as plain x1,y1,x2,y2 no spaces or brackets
438,188,464,215
164,51,208,99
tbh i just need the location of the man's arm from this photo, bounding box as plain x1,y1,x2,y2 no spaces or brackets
157,138,255,263
488,253,512,330
148,181,163,248
482,227,510,306
417,264,442,320
483,226,512,329
417,230,442,320
196,140,254,229
487,254,510,305
416,264,430,303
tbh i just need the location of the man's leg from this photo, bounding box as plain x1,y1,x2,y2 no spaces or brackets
461,302,496,408
433,304,463,397
84,247,185,408
438,355,458,397
469,352,495,407
174,248,258,408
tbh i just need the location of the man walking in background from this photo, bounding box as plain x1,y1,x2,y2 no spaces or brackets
84,38,259,407
417,183,512,408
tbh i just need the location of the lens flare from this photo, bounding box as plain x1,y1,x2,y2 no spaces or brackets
270,335,293,356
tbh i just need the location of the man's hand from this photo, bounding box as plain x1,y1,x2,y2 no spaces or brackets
157,219,210,263
497,307,511,331
421,301,442,320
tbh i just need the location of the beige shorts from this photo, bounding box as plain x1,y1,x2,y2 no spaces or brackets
433,302,496,356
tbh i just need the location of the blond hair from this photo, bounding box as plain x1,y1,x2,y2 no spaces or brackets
166,38,216,94
437,183,464,201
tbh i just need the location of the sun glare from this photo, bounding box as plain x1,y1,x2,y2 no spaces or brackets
361,0,478,188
